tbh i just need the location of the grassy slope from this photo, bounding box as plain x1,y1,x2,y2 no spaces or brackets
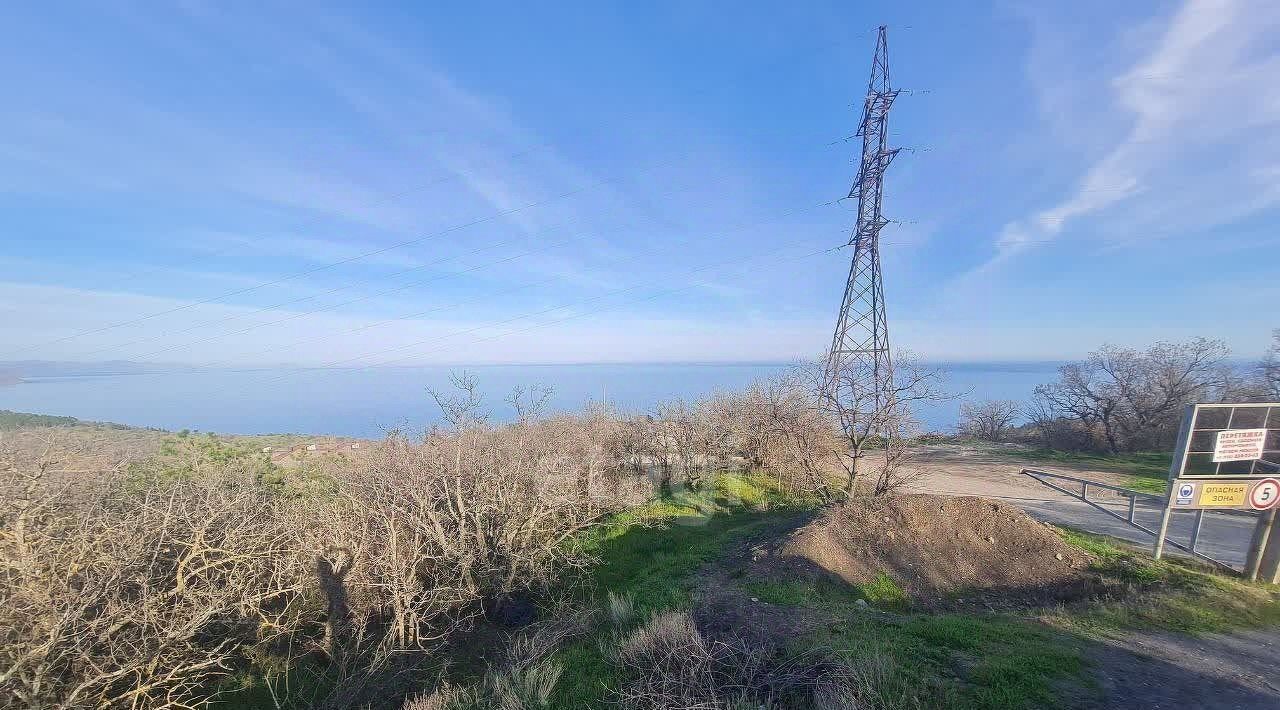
548,474,1091,709
548,472,1279,710
1054,528,1280,634
550,473,807,707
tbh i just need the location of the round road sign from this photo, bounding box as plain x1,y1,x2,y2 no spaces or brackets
1249,478,1280,510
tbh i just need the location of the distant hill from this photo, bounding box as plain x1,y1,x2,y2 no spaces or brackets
0,409,151,432
0,360,199,379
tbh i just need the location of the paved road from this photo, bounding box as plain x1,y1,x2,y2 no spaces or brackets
904,445,1262,568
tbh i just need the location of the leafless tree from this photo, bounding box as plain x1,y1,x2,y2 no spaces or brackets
428,371,490,430
958,399,1021,442
1022,391,1065,449
1036,338,1230,453
758,370,838,500
815,352,948,498
506,383,554,423
655,399,705,489
1260,329,1280,400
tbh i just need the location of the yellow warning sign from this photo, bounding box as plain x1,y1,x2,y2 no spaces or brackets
1199,483,1248,507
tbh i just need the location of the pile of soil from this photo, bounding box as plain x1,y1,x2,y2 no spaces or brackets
759,494,1098,609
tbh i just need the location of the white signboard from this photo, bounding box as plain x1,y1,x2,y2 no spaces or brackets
1212,429,1267,462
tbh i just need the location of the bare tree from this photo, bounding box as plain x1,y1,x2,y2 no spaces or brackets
1036,338,1229,453
427,371,489,431
761,371,837,499
1022,391,1064,449
506,383,554,423
1261,329,1280,400
958,399,1021,442
655,399,704,489
816,352,948,498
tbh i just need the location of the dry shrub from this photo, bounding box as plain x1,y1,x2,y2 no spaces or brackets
605,591,635,627
2,362,904,708
611,611,768,710
611,612,919,710
0,394,642,708
0,463,313,708
400,612,591,710
812,655,923,710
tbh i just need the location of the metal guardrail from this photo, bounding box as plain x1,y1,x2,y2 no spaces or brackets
1020,468,1241,573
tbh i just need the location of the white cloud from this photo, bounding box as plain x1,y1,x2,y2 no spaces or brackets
970,0,1280,272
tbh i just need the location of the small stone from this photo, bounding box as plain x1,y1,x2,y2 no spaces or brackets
750,597,759,603
985,536,995,543
854,599,868,608
1055,553,1064,561
883,516,891,523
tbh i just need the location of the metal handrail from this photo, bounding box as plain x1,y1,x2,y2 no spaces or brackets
1020,468,1164,500
1020,468,1239,574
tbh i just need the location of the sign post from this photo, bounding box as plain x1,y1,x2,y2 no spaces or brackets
1153,403,1280,573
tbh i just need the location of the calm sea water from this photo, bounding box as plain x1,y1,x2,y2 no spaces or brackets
0,362,1062,437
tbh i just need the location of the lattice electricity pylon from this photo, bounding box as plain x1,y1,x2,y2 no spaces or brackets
823,25,900,412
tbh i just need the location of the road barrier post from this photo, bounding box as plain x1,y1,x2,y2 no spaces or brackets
1154,406,1195,561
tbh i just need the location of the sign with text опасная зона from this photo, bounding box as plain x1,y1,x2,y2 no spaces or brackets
1165,403,1280,511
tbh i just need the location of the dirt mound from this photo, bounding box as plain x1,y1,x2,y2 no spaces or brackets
763,494,1097,609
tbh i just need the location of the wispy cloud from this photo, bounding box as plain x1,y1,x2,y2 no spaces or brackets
968,0,1280,275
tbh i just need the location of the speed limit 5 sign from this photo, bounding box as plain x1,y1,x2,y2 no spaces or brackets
1249,478,1280,510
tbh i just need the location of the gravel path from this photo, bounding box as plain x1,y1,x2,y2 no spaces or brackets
1087,628,1280,709
903,444,1280,709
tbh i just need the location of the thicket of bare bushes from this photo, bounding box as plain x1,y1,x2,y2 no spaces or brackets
0,383,651,709
1,357,940,708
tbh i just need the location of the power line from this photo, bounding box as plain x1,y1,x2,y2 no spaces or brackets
3,156,664,358
370,244,839,372
80,167,797,361
67,134,846,364
77,215,593,361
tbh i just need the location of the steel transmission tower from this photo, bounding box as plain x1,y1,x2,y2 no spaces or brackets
823,25,900,410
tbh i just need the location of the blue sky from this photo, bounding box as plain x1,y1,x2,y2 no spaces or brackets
1,0,1277,366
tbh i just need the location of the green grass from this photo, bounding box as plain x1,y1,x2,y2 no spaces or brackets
551,470,1094,709
740,569,1089,709
745,572,910,613
808,601,1087,709
550,471,816,708
1055,528,1280,635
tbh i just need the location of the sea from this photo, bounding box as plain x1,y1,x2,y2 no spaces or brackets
0,361,1063,437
